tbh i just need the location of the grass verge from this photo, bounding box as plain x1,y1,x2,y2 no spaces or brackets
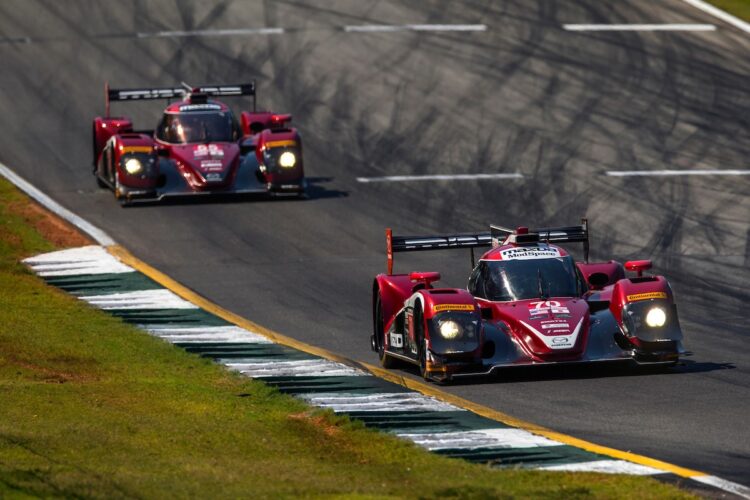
0,177,694,498
706,0,750,21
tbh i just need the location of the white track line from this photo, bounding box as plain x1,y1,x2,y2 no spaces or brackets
137,28,284,38
563,24,716,31
80,289,199,310
299,392,458,412
540,460,664,475
607,169,750,177
0,162,114,245
223,359,365,378
680,0,750,34
345,24,487,33
23,246,133,276
398,428,564,450
357,173,523,183
145,326,272,344
693,475,750,499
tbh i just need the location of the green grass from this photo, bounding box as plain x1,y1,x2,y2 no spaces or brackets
706,0,750,21
0,177,695,499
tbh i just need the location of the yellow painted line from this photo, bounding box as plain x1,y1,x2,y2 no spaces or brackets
108,243,707,479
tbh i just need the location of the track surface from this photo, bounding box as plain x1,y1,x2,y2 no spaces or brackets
1,0,748,485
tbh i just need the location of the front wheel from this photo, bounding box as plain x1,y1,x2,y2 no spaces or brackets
374,292,398,369
414,305,430,380
96,175,108,189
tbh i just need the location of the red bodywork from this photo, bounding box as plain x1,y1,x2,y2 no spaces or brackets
372,222,685,382
92,82,306,204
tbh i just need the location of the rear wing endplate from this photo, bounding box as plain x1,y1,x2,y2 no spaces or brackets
104,81,256,116
385,218,590,274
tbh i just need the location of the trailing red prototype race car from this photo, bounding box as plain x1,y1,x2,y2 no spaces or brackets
92,81,306,205
371,220,686,383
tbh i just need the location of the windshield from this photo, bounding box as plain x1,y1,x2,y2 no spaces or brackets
469,255,581,302
156,111,237,144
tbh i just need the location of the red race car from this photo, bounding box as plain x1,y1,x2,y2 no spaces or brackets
92,81,306,205
371,220,686,383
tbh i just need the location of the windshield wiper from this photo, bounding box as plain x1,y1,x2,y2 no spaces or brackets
537,269,549,300
201,122,211,143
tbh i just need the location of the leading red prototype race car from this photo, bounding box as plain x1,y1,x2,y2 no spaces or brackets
371,220,686,383
92,81,306,205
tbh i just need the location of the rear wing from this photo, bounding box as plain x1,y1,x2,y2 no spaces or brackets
386,229,491,275
384,218,589,274
104,81,256,116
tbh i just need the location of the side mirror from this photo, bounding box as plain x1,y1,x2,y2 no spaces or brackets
625,260,652,277
409,271,441,288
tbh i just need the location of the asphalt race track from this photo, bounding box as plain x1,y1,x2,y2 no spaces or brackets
1,0,748,486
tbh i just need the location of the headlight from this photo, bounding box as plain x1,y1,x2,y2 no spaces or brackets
439,320,462,339
124,158,143,175
645,307,667,327
278,151,297,168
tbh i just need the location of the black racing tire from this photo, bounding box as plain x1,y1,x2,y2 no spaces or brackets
114,178,132,207
95,175,108,189
374,291,398,369
414,304,430,380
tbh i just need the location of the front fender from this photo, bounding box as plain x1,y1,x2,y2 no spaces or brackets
610,276,683,344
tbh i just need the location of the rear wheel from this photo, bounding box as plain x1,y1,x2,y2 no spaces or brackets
374,292,398,369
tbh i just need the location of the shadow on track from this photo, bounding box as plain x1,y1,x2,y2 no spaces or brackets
391,358,734,387
117,176,347,208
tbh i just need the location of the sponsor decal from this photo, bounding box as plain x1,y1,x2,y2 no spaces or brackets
389,332,403,348
179,103,222,111
529,300,570,316
120,146,153,154
264,139,297,149
194,144,225,158
521,317,584,350
500,246,561,261
205,173,222,181
201,160,224,171
627,291,668,302
433,304,475,312
542,323,568,329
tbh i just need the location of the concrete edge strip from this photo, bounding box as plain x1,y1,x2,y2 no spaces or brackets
0,162,115,246
2,162,748,497
680,0,750,34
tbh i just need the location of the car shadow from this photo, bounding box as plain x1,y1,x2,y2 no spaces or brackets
121,176,347,207
395,358,734,386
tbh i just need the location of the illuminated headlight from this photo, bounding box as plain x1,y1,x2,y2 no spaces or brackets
645,307,667,328
438,320,462,339
124,158,143,175
278,151,297,168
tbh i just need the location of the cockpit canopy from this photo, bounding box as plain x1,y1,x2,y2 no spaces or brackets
468,255,584,302
156,106,239,144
